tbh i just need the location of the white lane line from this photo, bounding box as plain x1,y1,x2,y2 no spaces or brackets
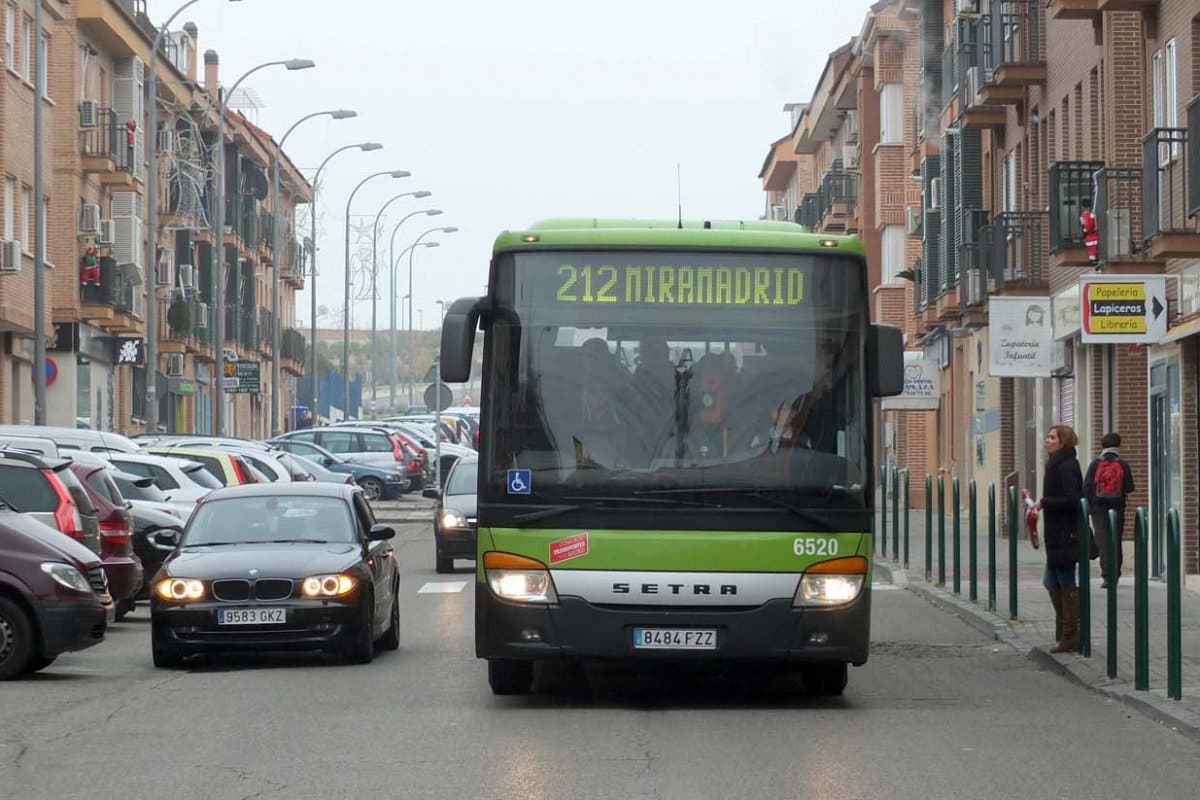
417,581,468,594
872,584,900,591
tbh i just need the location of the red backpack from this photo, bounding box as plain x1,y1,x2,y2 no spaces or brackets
1093,459,1125,501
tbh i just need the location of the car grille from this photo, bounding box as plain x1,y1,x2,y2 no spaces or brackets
253,579,293,601
212,579,251,601
86,566,108,594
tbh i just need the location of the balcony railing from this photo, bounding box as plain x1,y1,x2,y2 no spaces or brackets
990,0,1044,73
1049,161,1104,252
257,307,277,352
80,258,137,315
816,161,857,232
957,210,991,302
282,328,307,364
990,211,1047,286
1142,127,1194,244
239,311,259,351
79,109,134,173
796,193,820,230
1094,167,1147,264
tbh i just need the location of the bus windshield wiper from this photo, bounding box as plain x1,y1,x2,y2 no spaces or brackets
511,495,719,524
634,487,842,530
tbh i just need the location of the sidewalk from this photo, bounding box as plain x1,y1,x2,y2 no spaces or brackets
874,505,1200,739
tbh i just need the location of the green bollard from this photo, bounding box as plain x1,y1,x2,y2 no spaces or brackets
987,484,997,612
1078,499,1092,658
1167,509,1182,701
892,467,900,562
969,479,978,604
1106,509,1118,679
952,476,961,595
903,471,910,570
1134,508,1149,692
938,474,946,586
1008,486,1018,620
925,475,933,582
879,465,887,557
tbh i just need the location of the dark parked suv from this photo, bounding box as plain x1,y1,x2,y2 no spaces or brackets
0,505,109,679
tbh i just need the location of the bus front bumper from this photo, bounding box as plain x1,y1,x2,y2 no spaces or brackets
475,589,870,666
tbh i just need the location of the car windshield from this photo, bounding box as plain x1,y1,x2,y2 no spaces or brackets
183,495,357,545
446,461,478,496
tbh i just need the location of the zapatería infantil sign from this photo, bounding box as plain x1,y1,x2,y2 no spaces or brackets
1079,275,1167,344
988,296,1054,377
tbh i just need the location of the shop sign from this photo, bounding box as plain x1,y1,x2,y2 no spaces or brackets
1079,275,1167,344
881,351,940,410
223,360,260,393
988,297,1054,377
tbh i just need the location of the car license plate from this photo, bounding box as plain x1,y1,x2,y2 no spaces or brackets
216,608,286,625
633,628,717,650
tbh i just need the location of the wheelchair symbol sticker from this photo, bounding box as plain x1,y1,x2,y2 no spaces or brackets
507,469,532,495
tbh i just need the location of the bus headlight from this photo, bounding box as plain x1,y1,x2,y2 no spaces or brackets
483,551,558,604
793,556,868,607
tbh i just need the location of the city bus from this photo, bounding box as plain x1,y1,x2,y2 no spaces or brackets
439,219,902,696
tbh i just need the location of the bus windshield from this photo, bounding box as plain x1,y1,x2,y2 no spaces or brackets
484,250,869,511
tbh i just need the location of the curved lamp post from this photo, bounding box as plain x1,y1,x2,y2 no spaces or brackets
407,226,457,408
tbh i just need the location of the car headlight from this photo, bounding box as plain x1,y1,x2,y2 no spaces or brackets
793,556,868,607
302,574,356,598
440,510,468,530
483,552,557,604
41,563,93,594
156,578,206,602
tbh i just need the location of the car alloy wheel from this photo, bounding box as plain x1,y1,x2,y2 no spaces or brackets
359,477,384,502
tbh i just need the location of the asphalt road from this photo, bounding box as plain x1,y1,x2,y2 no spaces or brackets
2,518,1198,800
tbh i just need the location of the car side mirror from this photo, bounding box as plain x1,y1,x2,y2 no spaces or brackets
322,456,334,467
422,487,440,500
152,529,181,549
366,524,395,542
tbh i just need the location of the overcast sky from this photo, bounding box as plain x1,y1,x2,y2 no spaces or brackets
147,0,869,331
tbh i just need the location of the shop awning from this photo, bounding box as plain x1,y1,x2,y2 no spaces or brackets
1160,315,1200,344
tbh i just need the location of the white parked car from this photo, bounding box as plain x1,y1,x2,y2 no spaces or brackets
102,451,223,509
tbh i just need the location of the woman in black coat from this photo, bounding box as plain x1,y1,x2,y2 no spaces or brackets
1036,424,1084,653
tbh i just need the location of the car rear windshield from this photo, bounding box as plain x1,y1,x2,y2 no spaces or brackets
184,496,356,545
182,463,223,489
112,474,168,502
85,469,125,506
0,463,56,512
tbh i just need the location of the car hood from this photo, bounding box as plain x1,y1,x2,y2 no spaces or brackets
0,510,103,569
163,542,362,580
442,493,477,519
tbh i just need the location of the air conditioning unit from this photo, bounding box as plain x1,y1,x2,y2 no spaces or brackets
843,145,860,169
197,302,209,329
929,178,943,210
166,353,186,377
906,206,924,236
98,219,115,245
179,264,195,290
0,240,20,273
79,100,100,129
157,250,175,288
956,0,980,16
80,204,101,234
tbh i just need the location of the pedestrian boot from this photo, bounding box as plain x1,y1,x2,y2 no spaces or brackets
1048,588,1063,641
1051,588,1080,653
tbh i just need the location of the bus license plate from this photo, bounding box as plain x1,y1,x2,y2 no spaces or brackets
217,608,286,625
633,628,717,650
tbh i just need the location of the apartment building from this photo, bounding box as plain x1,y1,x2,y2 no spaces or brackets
762,0,1200,578
0,0,310,438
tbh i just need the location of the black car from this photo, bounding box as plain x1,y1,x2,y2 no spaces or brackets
0,505,108,679
424,456,477,573
149,483,400,667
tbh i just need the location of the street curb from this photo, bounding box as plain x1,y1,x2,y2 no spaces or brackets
873,558,1200,744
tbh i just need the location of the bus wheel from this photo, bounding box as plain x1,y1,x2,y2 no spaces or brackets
488,659,533,695
803,663,847,696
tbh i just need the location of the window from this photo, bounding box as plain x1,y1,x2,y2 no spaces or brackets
317,431,357,454
1002,151,1017,213
881,225,906,284
19,185,30,252
1165,39,1178,129
879,84,904,145
2,177,12,241
3,4,14,66
19,13,28,78
0,464,57,512
360,433,394,453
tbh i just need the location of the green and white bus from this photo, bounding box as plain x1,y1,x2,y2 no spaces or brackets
439,219,902,695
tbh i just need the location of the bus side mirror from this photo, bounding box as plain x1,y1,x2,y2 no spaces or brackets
869,324,904,397
441,296,487,383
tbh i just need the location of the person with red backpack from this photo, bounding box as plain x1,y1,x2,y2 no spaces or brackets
1083,432,1135,588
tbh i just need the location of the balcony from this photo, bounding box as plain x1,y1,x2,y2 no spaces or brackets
80,258,141,330
257,307,277,355
1049,161,1104,266
1093,166,1163,269
1046,0,1100,19
989,0,1046,88
239,311,260,353
1142,124,1200,259
1097,0,1158,10
281,328,307,376
80,109,137,188
816,161,857,234
990,211,1048,288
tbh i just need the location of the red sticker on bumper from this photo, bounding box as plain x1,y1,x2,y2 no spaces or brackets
549,533,589,565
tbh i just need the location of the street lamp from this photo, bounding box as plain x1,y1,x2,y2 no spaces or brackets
407,226,458,408
369,190,431,407
142,0,246,432
211,56,314,437
268,108,355,436
343,170,410,417
389,239,439,411
307,142,382,422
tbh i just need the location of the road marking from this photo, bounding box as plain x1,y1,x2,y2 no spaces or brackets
872,584,900,591
417,581,468,594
